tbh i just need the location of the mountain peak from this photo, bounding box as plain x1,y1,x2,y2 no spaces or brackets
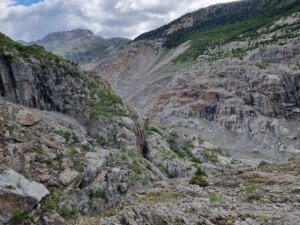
37,29,95,43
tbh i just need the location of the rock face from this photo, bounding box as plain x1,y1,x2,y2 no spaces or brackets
1,33,227,224
0,169,49,224
16,109,41,126
94,156,300,225
91,10,300,161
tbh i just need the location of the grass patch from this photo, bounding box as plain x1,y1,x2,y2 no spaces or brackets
243,183,257,194
41,189,63,213
10,209,29,225
137,191,175,204
55,130,79,144
59,207,78,219
208,192,222,203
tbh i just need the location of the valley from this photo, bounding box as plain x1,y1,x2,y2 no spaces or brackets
0,0,299,224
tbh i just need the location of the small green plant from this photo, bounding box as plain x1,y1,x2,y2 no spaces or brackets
55,130,79,144
129,161,142,175
189,175,208,187
82,144,92,152
46,157,54,166
142,175,150,186
243,183,257,193
42,198,56,212
55,130,72,141
41,189,63,213
71,163,85,173
96,134,107,145
10,209,28,225
195,166,207,177
144,120,160,134
59,207,78,219
208,192,222,203
35,147,44,155
88,188,109,202
67,147,77,157
189,166,208,187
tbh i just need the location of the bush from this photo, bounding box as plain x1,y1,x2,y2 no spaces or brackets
208,192,222,203
195,166,207,177
42,198,56,212
189,175,208,187
88,188,109,202
10,209,28,225
59,207,78,219
243,183,257,193
189,165,208,187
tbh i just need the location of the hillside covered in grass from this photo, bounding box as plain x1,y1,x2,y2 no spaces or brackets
135,0,300,61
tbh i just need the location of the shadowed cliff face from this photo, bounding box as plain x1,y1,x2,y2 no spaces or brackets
0,54,62,111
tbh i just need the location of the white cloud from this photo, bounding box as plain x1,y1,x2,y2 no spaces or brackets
0,0,239,41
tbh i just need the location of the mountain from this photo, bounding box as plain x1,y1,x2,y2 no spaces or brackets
90,0,300,161
32,29,130,64
0,32,254,224
1,0,300,224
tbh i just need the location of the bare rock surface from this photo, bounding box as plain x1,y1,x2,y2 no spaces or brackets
92,12,300,161
0,169,49,224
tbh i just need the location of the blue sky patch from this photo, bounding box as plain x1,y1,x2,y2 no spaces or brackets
13,0,43,6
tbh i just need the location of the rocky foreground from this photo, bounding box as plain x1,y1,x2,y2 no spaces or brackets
79,156,300,225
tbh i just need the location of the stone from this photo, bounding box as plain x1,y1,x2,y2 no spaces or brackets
42,213,66,225
59,169,80,186
0,169,49,224
16,110,41,126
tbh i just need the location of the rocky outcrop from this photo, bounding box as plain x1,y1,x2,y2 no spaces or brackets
0,169,49,224
16,109,41,126
87,155,300,225
92,12,300,161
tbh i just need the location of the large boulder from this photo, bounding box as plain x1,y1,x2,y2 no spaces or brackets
0,169,49,224
15,109,41,126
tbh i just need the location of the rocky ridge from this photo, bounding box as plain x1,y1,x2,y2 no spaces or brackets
31,29,130,64
91,8,300,162
0,33,237,224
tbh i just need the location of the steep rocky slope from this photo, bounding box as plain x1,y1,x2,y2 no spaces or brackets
31,29,130,64
0,33,239,225
91,1,300,161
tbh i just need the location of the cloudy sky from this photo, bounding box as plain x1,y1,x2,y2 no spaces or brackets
0,0,237,41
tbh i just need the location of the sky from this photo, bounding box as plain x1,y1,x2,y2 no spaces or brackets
0,0,238,41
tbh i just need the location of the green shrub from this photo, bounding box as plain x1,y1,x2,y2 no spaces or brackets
243,183,257,193
208,192,222,203
42,198,56,212
82,144,92,152
59,207,78,219
10,209,28,225
96,134,107,145
189,165,208,187
142,175,150,186
129,161,142,175
189,175,208,187
88,188,109,202
195,166,207,177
